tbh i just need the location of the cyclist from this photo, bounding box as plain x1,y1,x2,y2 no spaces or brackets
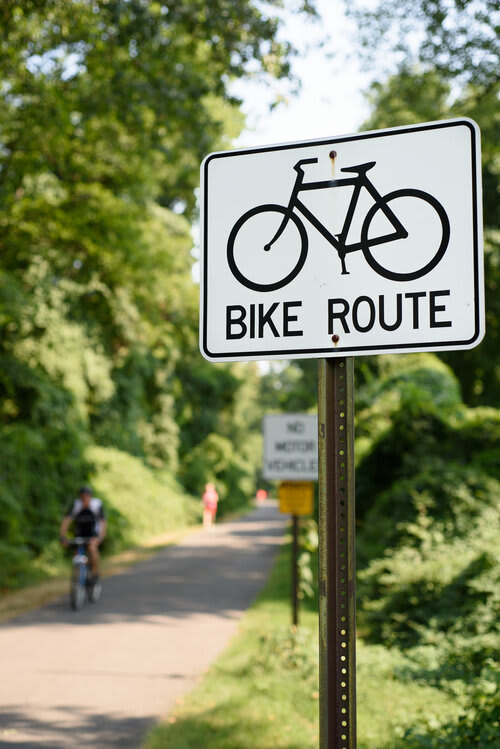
60,486,107,583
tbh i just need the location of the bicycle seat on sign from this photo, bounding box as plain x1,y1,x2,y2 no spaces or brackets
340,161,376,174
294,158,319,174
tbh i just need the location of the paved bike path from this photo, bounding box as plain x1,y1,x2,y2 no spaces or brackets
0,501,286,748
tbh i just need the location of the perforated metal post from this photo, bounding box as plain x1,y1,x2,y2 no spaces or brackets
292,514,299,627
318,357,356,748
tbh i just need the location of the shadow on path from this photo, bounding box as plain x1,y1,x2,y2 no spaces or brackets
0,502,287,749
0,705,152,749
4,505,286,629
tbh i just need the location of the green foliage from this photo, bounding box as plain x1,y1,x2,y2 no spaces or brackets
346,0,499,88
441,230,500,406
353,0,500,407
361,70,500,406
88,446,200,549
1,443,201,589
0,0,311,214
0,4,498,744
176,359,264,513
359,505,499,645
398,672,500,748
298,518,319,600
361,69,500,407
258,356,499,743
363,70,452,130
260,359,319,412
0,414,89,588
0,0,322,584
254,625,318,682
355,355,463,505
180,432,257,514
355,354,500,744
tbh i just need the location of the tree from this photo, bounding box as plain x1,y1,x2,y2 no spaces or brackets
359,69,500,405
0,0,319,580
346,0,499,89
0,0,319,447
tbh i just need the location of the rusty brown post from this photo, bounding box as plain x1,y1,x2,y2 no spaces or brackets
292,514,299,627
318,357,356,748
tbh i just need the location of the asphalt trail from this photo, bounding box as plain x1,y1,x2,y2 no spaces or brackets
0,501,286,748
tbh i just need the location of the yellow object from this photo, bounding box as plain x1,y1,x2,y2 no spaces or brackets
279,481,314,516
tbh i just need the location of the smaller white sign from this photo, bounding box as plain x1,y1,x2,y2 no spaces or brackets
263,413,318,481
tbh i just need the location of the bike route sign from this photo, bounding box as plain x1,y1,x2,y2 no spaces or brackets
200,118,484,361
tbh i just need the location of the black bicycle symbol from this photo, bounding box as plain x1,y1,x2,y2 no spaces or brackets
227,157,450,292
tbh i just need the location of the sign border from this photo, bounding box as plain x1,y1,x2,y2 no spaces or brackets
200,118,483,361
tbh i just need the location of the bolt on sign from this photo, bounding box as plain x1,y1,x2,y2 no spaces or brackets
279,481,314,516
263,413,318,481
200,118,484,362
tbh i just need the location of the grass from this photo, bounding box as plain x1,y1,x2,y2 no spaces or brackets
143,540,459,749
356,642,461,748
143,545,320,749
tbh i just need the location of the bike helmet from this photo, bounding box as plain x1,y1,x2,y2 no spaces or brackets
79,485,92,495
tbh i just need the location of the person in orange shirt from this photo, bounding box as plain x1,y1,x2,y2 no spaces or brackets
202,483,219,528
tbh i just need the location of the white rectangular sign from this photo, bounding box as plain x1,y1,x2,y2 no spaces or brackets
263,413,318,481
200,118,484,362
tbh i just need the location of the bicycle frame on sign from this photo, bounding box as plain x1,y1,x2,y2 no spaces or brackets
272,158,407,275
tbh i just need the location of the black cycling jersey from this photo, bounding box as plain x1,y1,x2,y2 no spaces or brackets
66,497,105,538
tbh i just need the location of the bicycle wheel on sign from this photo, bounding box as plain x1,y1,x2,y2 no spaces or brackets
227,204,308,292
361,189,450,281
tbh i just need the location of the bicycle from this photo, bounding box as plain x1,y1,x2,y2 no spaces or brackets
65,537,102,610
227,156,450,292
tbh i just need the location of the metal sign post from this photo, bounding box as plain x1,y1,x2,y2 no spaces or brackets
292,514,299,627
318,357,356,748
278,481,315,628
200,118,484,749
